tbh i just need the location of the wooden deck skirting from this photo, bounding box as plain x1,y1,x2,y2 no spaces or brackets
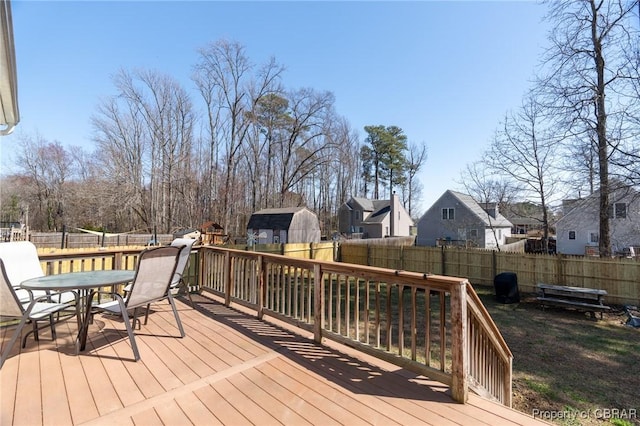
33,246,513,407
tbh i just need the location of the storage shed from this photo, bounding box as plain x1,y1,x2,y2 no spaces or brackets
247,207,320,244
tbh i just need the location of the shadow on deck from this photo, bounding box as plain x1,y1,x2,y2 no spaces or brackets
1,293,547,425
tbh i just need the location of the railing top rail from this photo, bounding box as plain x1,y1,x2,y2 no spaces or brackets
466,284,513,361
201,245,466,292
38,248,144,260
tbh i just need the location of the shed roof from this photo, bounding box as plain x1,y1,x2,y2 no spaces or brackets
246,207,310,230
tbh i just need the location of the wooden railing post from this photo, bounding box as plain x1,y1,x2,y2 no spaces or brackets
224,251,232,306
313,264,324,343
114,252,123,270
450,279,469,403
504,357,513,407
258,255,265,320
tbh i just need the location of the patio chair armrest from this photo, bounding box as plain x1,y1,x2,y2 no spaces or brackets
31,289,79,305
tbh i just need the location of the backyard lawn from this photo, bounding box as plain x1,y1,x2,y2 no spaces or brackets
474,285,640,426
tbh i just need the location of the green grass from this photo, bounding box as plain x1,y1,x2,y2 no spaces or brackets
474,285,640,426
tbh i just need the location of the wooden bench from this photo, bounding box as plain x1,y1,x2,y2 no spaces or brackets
536,283,611,319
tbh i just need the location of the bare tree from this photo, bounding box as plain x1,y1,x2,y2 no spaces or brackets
538,0,640,256
460,161,516,251
273,88,337,207
484,94,559,251
14,135,74,230
93,69,196,233
402,142,427,219
193,40,283,236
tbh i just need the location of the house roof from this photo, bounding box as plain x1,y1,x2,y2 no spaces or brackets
348,197,388,212
200,221,223,230
246,207,311,230
0,1,19,135
555,185,640,225
447,190,513,228
365,205,390,224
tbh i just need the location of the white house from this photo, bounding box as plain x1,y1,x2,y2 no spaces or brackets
416,190,512,249
338,193,414,238
555,186,640,255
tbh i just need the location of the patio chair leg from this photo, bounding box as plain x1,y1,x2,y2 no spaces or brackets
131,307,141,330
144,304,150,325
1,315,30,369
167,293,185,338
32,322,39,341
50,315,57,340
120,302,140,361
182,280,194,305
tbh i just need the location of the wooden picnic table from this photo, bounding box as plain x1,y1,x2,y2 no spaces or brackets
536,283,611,319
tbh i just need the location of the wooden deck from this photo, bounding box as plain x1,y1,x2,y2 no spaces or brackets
1,293,547,426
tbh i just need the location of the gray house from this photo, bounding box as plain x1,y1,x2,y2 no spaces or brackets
338,193,414,238
247,207,320,244
416,190,512,248
556,187,640,255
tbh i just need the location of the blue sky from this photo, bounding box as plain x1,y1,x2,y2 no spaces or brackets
1,0,550,214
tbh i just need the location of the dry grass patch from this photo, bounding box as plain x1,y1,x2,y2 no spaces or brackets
474,285,640,426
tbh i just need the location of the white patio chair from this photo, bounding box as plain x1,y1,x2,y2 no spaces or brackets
168,238,197,302
0,259,80,369
0,241,77,342
84,245,185,361
0,241,74,304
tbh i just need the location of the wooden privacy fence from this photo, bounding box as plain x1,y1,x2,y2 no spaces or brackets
340,244,640,306
198,245,513,406
30,232,173,249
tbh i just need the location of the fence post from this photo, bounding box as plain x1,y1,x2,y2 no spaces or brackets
441,245,446,275
450,279,469,404
492,250,497,281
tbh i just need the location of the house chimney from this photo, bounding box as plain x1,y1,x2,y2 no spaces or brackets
483,202,498,219
390,192,400,236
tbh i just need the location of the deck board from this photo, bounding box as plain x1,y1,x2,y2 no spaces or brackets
0,293,548,426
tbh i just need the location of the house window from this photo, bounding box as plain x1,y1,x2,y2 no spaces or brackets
614,203,627,219
442,208,454,220
608,202,627,218
355,211,361,220
469,229,478,238
589,232,599,244
568,231,576,240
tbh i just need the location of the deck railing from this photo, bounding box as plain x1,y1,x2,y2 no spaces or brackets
32,245,512,406
38,248,142,274
199,246,513,406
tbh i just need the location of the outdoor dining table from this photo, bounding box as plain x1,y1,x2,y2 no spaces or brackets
21,270,136,351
